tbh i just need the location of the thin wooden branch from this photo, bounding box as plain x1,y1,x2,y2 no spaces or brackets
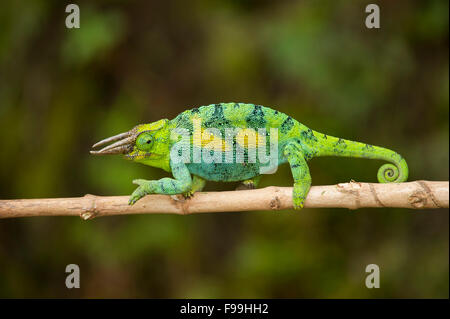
0,181,448,219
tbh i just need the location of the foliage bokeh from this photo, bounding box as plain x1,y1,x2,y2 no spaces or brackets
0,0,448,298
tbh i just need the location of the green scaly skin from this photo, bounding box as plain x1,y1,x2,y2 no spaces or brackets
93,103,409,209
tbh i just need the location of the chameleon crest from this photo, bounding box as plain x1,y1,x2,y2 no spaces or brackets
91,103,408,209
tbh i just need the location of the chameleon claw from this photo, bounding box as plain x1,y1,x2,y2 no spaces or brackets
235,182,255,191
129,180,153,205
128,193,139,205
183,190,194,199
170,191,194,203
292,196,305,210
170,194,186,202
128,190,143,205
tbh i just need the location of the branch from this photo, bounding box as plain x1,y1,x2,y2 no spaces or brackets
0,181,448,219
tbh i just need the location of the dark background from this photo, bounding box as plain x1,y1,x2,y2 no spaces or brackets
0,0,448,298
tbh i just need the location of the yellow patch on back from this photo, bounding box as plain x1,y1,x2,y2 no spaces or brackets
190,116,266,153
236,128,262,150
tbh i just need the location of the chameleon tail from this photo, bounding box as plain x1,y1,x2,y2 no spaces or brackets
311,130,408,183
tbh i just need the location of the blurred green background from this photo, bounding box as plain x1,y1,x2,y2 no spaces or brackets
0,0,448,298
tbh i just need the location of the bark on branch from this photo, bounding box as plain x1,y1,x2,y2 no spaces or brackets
0,181,448,219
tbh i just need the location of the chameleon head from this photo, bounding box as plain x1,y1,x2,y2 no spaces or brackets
90,119,170,161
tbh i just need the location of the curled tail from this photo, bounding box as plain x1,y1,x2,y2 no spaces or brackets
311,130,408,183
376,160,408,183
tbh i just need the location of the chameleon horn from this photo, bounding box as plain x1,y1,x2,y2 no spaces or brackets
90,144,133,155
90,129,137,155
93,136,135,153
91,131,131,149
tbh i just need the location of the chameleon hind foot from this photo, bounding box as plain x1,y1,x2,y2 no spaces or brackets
235,181,255,190
235,176,261,190
284,142,311,210
291,181,311,210
292,193,305,210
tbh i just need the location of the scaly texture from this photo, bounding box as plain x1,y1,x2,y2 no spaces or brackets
91,103,409,209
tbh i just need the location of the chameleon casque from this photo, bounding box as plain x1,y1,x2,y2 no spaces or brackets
91,103,408,209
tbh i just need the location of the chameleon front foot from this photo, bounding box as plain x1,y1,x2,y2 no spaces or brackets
170,191,195,202
129,179,153,205
182,190,195,198
171,175,205,201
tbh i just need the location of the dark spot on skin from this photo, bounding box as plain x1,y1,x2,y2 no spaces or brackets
323,134,327,139
391,153,398,159
304,153,313,160
281,116,294,134
336,138,347,148
161,183,166,193
245,104,266,129
300,128,318,142
252,105,263,116
291,164,300,168
191,108,199,113
204,104,232,128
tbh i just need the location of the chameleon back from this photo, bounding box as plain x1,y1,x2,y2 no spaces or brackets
169,103,301,182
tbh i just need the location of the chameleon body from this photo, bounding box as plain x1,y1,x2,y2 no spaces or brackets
91,102,408,209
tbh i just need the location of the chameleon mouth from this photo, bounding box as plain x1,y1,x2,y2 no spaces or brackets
90,128,138,155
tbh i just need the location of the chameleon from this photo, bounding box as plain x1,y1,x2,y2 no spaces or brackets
90,102,408,209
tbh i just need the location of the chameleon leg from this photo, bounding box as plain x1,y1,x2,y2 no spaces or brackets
129,161,192,205
235,175,261,190
284,142,311,210
183,175,206,198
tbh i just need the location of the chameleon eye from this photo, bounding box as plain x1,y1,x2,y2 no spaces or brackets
136,133,153,151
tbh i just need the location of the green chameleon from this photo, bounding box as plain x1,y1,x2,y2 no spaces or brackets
91,103,408,209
